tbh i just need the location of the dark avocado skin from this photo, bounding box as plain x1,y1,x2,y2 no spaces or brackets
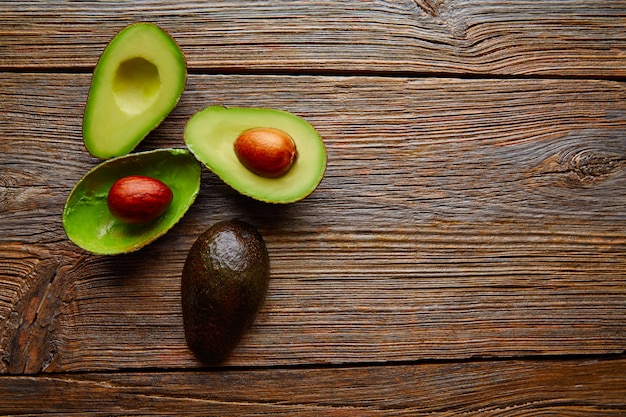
181,219,270,364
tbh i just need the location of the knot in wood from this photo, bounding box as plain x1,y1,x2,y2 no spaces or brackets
566,148,623,181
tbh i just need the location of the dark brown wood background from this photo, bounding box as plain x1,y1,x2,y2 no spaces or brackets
1,1,625,415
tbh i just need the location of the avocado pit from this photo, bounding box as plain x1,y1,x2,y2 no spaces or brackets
107,175,173,224
234,127,297,178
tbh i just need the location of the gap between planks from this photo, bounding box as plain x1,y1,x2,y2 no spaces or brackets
1,65,626,83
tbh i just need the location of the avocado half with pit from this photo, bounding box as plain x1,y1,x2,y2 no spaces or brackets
83,22,187,159
63,149,201,255
184,106,327,204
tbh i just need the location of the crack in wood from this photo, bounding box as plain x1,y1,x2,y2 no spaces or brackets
33,265,58,322
6,258,61,374
412,0,439,18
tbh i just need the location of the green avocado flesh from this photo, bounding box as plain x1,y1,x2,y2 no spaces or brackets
83,23,187,159
185,106,327,203
63,149,201,255
181,219,270,364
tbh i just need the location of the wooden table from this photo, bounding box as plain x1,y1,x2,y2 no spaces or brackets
1,1,625,415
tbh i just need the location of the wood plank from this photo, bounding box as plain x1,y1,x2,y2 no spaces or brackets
1,0,625,77
1,358,625,416
1,73,625,374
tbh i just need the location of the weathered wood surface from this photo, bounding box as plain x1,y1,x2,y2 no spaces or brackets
1,0,626,415
1,0,626,77
1,358,625,416
1,73,625,373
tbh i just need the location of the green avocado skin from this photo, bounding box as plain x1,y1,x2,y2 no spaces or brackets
181,219,270,364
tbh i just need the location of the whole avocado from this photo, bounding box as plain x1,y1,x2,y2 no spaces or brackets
181,219,270,364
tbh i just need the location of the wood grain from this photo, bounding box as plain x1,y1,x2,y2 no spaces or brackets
1,1,625,412
0,357,624,416
1,73,624,374
1,0,625,77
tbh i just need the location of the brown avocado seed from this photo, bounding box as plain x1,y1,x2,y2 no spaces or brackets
107,175,173,224
233,127,297,178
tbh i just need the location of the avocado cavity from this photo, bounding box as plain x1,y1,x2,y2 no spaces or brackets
112,57,161,115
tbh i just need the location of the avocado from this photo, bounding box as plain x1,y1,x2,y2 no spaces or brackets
63,149,201,255
83,22,187,159
181,219,270,364
184,106,327,203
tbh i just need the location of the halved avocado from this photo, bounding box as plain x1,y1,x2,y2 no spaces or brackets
63,149,201,255
83,23,187,159
184,106,327,203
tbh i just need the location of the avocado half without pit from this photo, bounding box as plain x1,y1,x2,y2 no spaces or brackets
184,106,327,204
63,149,201,255
83,22,187,159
